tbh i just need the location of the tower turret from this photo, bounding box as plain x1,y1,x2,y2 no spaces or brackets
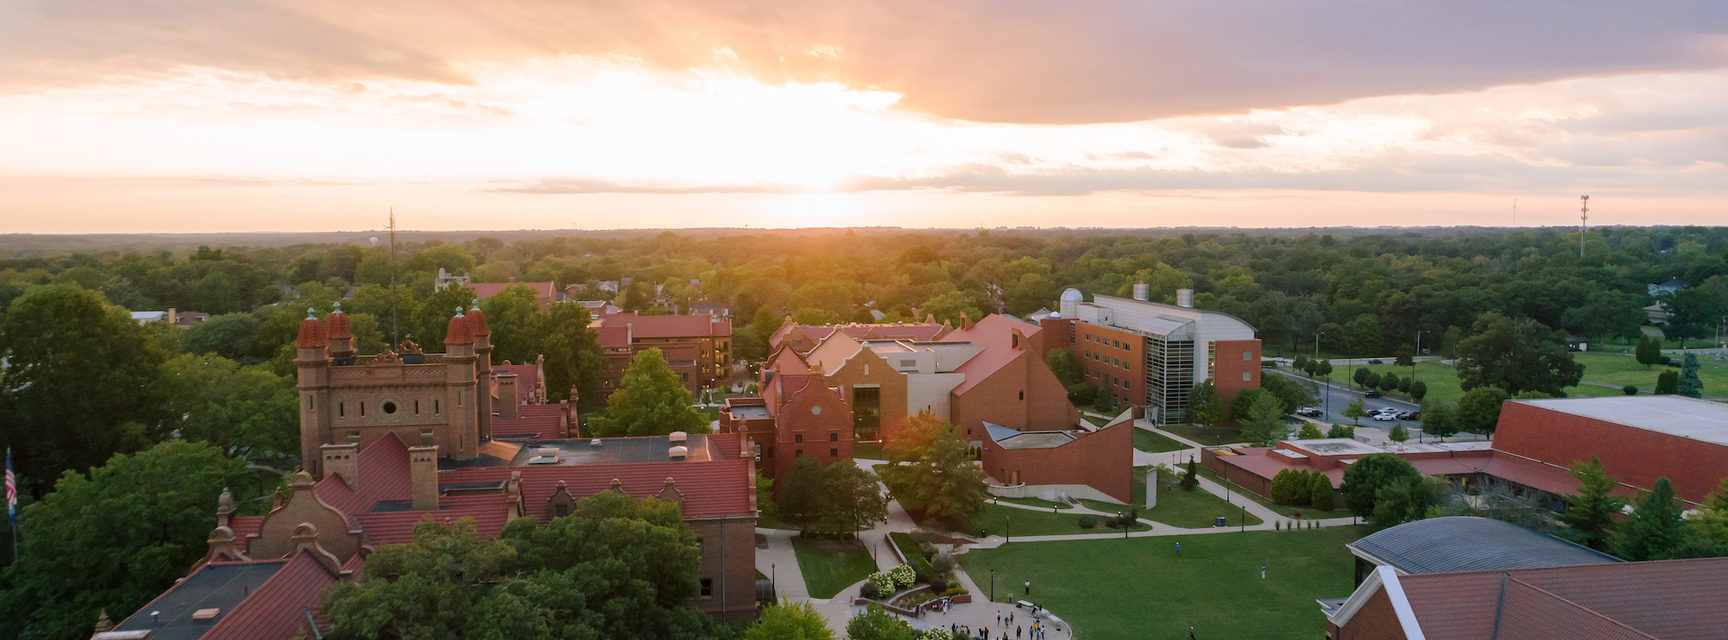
294,309,332,475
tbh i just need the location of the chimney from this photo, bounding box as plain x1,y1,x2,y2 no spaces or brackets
1176,289,1194,308
168,308,178,324
408,445,439,511
497,373,519,419
320,443,359,489
1131,284,1148,301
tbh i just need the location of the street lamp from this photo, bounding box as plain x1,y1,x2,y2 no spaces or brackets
1006,514,1011,543
1241,505,1247,532
990,569,995,603
771,563,776,598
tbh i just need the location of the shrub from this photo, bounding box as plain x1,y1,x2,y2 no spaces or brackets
1660,355,1673,365
868,572,896,596
889,564,916,589
930,552,958,577
929,577,947,594
1292,469,1313,506
861,581,882,600
1269,469,1297,505
1297,423,1324,440
1623,384,1638,396
1310,473,1336,511
920,629,952,640
1328,424,1355,439
1077,515,1098,529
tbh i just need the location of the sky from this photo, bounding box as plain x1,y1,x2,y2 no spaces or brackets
1,0,1726,233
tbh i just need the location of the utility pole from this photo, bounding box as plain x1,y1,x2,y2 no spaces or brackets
389,210,399,346
1579,195,1589,258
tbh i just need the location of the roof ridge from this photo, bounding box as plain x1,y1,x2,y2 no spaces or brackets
1499,575,1660,639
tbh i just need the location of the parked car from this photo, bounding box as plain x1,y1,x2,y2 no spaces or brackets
1296,407,1324,417
1395,411,1414,420
1406,411,1422,421
1373,413,1397,421
1368,359,1384,365
1365,390,1384,398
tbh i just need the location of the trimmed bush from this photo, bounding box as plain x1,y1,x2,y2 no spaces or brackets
889,564,916,589
1291,469,1313,506
929,577,947,594
1623,384,1638,396
1310,473,1336,511
861,581,882,600
1269,469,1297,505
1077,515,1098,529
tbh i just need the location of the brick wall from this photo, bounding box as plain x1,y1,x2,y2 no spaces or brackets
980,423,1134,502
1074,322,1146,409
824,348,910,442
950,350,1081,440
1213,339,1262,424
687,516,761,622
1494,402,1728,504
773,382,855,481
1332,587,1408,639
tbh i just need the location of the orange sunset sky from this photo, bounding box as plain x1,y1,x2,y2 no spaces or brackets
2,0,1726,232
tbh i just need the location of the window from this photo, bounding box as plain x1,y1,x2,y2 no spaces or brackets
900,359,916,367
382,401,397,415
852,386,881,441
457,392,463,407
307,395,314,410
346,429,360,442
700,579,713,598
696,537,703,548
795,449,803,458
795,434,803,444
829,432,838,442
414,400,420,415
811,405,822,416
829,448,838,458
1018,390,1025,400
339,402,345,418
420,429,436,446
1124,342,1131,352
1243,350,1252,361
554,504,569,517
434,399,440,415
1243,372,1252,381
359,402,365,417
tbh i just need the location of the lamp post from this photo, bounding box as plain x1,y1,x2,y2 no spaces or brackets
771,563,776,599
1241,505,1247,532
1006,514,1011,543
990,569,995,603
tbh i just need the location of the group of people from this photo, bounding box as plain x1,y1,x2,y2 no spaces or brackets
942,605,1057,640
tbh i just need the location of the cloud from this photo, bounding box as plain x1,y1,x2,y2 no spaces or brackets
4,0,1725,124
488,177,802,194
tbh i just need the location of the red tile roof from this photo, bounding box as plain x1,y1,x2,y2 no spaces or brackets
597,325,631,349
466,281,556,301
445,313,473,345
313,433,412,515
467,306,490,336
944,315,1042,395
492,404,564,438
1399,558,1728,640
494,363,540,383
294,316,327,348
203,550,340,640
325,310,351,340
435,458,754,519
597,312,730,338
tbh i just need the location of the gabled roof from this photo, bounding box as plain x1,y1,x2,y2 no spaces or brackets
1395,558,1728,640
491,404,564,439
314,432,413,515
943,315,1041,395
596,312,730,338
202,550,342,640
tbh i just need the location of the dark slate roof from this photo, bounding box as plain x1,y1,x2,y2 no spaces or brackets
112,560,289,640
1350,517,1619,575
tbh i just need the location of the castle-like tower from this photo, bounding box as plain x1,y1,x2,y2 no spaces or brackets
294,304,495,477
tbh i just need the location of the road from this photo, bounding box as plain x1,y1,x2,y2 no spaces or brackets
1270,368,1486,445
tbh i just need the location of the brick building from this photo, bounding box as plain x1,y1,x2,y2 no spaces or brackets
594,311,732,395
980,412,1136,503
769,318,952,356
1047,287,1261,425
719,348,854,481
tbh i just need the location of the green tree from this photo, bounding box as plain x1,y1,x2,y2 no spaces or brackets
1456,387,1510,435
1659,288,1723,350
745,600,835,640
1454,312,1584,396
1388,425,1410,444
1188,380,1221,427
1297,423,1325,440
180,313,263,362
1408,380,1427,402
590,348,710,437
1180,458,1200,491
159,354,300,469
1393,345,1414,368
1362,371,1381,391
1239,391,1288,447
1045,349,1081,387
527,303,605,404
845,604,918,640
0,441,259,640
1260,373,1317,414
1635,335,1663,370
1611,478,1692,561
777,455,827,534
620,281,652,313
1341,453,1421,519
1678,353,1704,398
1310,473,1336,512
1327,424,1355,439
1269,470,1298,505
477,286,542,364
1558,457,1626,552
1343,398,1368,425
0,286,169,495
1655,370,1680,395
1352,367,1370,388
1371,476,1442,526
878,421,990,523
1419,400,1458,440
1691,477,1728,548
411,284,480,352
1379,373,1401,394
821,463,889,536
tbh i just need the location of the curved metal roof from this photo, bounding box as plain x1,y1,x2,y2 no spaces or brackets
1349,516,1619,575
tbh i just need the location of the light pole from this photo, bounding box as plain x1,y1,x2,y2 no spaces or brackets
771,563,776,599
990,569,995,603
1006,514,1011,543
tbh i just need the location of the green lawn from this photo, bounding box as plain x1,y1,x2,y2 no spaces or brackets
996,496,1073,510
1123,484,1266,529
1569,351,1728,394
854,441,885,461
791,537,878,599
1134,428,1190,453
958,526,1370,639
698,405,720,422
961,503,1149,537
1160,423,1243,447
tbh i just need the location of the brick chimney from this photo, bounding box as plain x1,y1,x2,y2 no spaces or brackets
408,445,439,511
496,372,519,419
320,443,359,489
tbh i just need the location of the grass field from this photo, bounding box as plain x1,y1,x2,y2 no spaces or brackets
792,537,878,599
958,526,1370,640
962,503,1149,537
1125,484,1267,529
1134,428,1190,453
854,441,885,461
1569,351,1728,395
1192,466,1344,519
1160,423,1243,446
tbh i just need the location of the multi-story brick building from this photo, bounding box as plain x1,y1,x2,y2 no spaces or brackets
595,311,732,395
1047,287,1261,425
769,318,952,356
719,348,854,481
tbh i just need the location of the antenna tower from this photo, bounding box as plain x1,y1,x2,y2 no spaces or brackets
390,209,399,346
1579,195,1589,258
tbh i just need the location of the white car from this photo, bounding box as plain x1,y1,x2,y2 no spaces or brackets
1372,413,1397,421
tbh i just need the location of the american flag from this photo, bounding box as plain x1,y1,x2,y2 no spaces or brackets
5,447,15,527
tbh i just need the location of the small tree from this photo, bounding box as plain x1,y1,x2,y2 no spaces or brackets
1291,469,1313,506
1408,380,1428,402
821,463,890,537
746,600,837,640
1342,453,1421,518
1394,345,1415,368
1314,359,1335,382
1239,391,1289,447
1456,387,1509,435
1343,398,1368,425
1378,373,1399,394
1353,367,1370,388
1612,478,1690,561
1310,474,1336,512
1396,376,1412,394
1678,354,1704,398
1388,425,1410,443
1635,335,1662,369
1297,423,1325,440
1180,458,1200,491
1270,470,1297,505
778,456,827,534
590,348,711,437
1188,380,1221,427
1363,371,1382,391
1327,424,1355,439
1558,457,1625,551
846,604,918,640
1655,370,1679,395
1420,400,1458,440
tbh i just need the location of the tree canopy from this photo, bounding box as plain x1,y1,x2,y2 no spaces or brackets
879,416,989,523
589,348,711,437
1454,312,1584,396
1341,453,1421,519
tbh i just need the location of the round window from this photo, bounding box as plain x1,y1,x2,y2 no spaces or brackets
811,405,822,415
382,401,398,415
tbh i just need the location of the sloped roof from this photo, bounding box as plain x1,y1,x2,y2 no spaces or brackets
1397,557,1728,640
491,404,564,438
1513,396,1728,447
1351,517,1619,576
111,559,292,640
597,312,730,338
466,281,555,300
203,550,341,640
944,315,1041,395
313,432,413,515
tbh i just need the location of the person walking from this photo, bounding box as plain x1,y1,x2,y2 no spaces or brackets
1017,625,1023,639
1176,542,1181,557
1025,580,1031,596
